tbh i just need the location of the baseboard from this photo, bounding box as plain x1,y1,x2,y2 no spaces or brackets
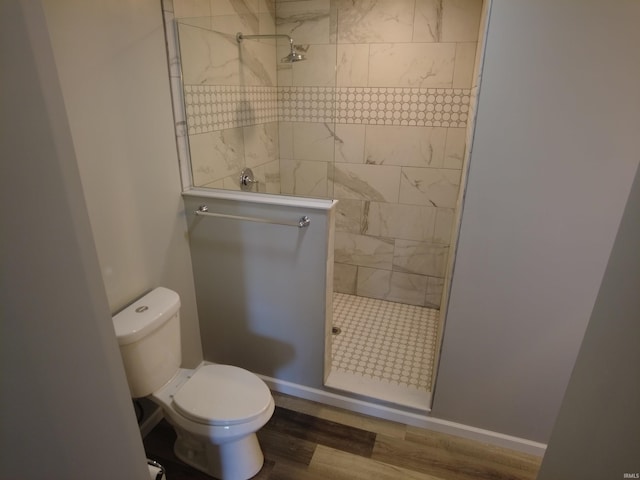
137,398,164,439
257,374,547,457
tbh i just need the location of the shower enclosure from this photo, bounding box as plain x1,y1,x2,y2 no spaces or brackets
163,0,486,411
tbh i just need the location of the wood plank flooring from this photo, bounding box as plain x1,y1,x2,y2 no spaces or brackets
142,393,542,480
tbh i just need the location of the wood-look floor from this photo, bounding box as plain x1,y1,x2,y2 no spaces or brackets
143,393,542,480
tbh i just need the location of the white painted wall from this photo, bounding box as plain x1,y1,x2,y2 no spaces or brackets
432,0,640,443
0,1,148,477
537,162,640,479
42,0,202,367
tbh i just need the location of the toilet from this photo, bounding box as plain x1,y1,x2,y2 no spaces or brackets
112,287,274,480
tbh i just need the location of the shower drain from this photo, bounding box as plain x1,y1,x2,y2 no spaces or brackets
332,326,341,335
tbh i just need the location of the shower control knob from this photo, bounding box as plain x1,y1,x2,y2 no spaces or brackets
240,168,258,191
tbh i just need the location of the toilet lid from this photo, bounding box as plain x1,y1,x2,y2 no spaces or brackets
172,365,272,426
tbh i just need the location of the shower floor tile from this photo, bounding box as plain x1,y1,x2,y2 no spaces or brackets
328,293,439,410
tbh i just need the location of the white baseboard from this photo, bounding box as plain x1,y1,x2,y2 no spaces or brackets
257,374,547,457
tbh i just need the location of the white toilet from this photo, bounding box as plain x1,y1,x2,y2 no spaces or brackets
112,287,274,480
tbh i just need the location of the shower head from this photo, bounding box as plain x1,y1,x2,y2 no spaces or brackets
281,44,305,63
236,32,306,63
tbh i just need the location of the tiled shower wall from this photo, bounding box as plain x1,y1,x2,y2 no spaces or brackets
276,0,482,308
174,0,283,193
169,0,483,308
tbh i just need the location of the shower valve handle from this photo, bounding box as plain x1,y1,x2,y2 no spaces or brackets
240,168,258,190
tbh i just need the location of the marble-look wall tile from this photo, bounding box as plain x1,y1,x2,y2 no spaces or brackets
278,121,294,158
387,271,431,306
335,198,363,234
202,177,227,189
286,44,337,86
443,127,466,169
210,0,233,15
363,202,436,242
238,39,278,85
442,0,483,43
425,276,445,308
210,0,264,32
179,24,230,84
333,163,401,202
280,159,329,196
393,240,448,277
277,60,293,85
414,0,482,44
211,0,259,16
336,44,369,87
328,0,338,43
357,267,428,306
413,0,442,43
326,160,335,199
261,0,276,15
292,121,336,161
244,121,278,167
180,24,276,86
258,11,277,35
174,0,210,27
368,43,456,88
211,13,259,35
355,267,390,302
334,232,394,270
452,42,477,88
276,0,331,44
179,25,266,85
189,127,245,186
399,167,461,208
433,207,455,244
252,159,281,193
364,125,447,167
334,124,365,164
334,262,357,294
225,172,245,190
335,0,415,44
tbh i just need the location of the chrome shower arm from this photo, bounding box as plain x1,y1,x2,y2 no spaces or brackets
236,32,293,46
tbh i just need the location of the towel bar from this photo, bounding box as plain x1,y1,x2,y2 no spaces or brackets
194,205,310,228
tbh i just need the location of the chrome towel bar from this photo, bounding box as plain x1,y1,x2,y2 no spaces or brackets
194,205,311,228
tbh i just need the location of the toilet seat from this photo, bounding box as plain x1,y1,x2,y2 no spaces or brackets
172,364,272,427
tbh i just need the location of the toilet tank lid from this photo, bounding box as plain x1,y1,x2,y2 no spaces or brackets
112,287,181,346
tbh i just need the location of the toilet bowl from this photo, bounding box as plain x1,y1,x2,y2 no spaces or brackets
153,364,274,479
112,287,274,480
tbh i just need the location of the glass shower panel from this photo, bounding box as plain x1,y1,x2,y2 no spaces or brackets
275,0,337,200
178,13,280,193
173,0,337,200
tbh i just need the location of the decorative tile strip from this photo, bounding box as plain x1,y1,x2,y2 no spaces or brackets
184,85,279,134
184,85,471,134
331,86,470,128
277,86,337,124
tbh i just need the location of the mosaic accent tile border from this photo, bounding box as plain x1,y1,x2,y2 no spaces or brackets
184,85,279,135
278,87,337,124
332,292,439,392
280,86,471,128
184,85,471,134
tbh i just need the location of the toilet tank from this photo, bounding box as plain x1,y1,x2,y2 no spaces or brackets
112,287,182,398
